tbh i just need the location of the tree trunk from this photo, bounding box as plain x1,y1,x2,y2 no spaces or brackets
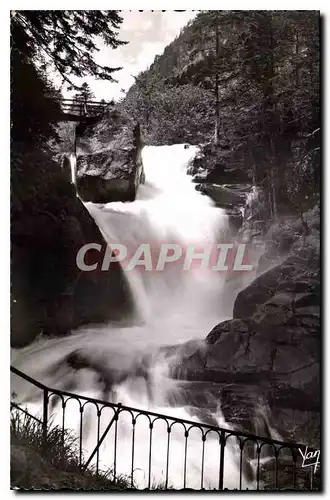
270,137,278,218
250,146,257,185
214,20,220,145
295,31,300,87
270,164,277,219
262,13,278,220
214,72,220,144
268,181,273,219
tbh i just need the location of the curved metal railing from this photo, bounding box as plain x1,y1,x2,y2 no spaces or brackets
10,365,319,490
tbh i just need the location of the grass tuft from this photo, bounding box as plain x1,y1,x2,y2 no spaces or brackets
10,405,131,490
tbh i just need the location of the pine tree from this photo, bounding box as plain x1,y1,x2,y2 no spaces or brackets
11,10,126,145
10,10,127,88
120,10,320,215
73,82,95,102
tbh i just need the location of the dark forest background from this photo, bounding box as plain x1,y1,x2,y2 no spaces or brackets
119,11,320,217
11,11,320,219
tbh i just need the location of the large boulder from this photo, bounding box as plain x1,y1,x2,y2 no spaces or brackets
202,265,320,445
188,142,250,185
233,255,319,320
75,108,145,203
166,225,320,445
11,144,135,348
206,300,319,405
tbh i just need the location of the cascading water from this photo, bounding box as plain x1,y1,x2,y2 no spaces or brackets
69,153,77,186
11,144,256,489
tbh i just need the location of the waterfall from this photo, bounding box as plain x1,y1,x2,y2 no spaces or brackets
69,153,77,186
11,144,255,489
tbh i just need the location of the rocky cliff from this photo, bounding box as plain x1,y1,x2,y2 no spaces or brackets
168,205,320,446
11,143,135,348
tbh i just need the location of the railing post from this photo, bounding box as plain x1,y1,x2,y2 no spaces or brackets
219,430,226,490
42,388,48,453
82,403,122,473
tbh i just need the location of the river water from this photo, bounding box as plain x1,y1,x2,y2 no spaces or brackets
11,144,256,489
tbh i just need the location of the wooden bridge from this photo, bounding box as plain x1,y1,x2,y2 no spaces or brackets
53,98,111,122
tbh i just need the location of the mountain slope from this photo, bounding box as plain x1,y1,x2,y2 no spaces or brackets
120,10,320,216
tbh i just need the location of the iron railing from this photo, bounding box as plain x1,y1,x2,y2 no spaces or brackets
10,365,320,490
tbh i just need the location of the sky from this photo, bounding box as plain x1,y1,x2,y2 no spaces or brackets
59,11,197,102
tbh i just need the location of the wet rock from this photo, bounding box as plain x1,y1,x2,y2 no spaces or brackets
162,340,208,380
76,109,145,203
233,254,319,320
192,170,208,183
195,183,247,207
189,143,250,185
11,145,135,348
63,348,152,400
209,251,319,442
269,407,320,448
168,231,320,445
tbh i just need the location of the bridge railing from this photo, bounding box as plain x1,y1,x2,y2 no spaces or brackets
58,98,109,117
10,365,319,490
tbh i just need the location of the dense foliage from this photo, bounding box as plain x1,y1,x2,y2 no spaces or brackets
121,10,320,215
11,10,125,145
11,10,126,87
10,48,61,146
120,79,214,144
